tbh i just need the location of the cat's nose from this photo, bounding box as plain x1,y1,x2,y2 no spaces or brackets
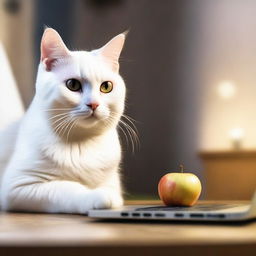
87,103,99,110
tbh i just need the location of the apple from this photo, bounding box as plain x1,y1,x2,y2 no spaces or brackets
158,165,202,206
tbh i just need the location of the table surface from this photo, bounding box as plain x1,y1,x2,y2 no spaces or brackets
0,200,256,256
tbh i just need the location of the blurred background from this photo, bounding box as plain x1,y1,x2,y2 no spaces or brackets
1,0,256,200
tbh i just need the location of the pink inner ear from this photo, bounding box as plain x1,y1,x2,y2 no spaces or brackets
40,28,69,71
43,58,57,72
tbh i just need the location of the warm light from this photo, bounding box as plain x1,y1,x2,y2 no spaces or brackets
230,128,244,140
217,81,236,99
229,128,244,149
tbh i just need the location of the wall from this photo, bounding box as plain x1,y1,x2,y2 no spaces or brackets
196,0,256,150
0,0,34,107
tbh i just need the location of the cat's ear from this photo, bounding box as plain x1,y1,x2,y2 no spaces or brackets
40,28,70,71
97,33,126,73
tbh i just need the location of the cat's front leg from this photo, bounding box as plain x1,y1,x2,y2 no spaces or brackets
92,170,124,209
91,187,124,209
1,179,121,214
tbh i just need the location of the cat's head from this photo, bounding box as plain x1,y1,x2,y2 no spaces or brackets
35,28,126,139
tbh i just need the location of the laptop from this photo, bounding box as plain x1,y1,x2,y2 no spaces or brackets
88,191,256,222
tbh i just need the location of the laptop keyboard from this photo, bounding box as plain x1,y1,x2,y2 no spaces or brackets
135,204,241,212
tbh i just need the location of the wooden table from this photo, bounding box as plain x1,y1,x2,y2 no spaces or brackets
199,150,256,200
0,201,255,256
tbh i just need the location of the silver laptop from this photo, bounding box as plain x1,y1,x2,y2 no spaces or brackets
88,191,256,222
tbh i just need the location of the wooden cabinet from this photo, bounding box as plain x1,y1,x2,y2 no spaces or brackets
199,150,256,200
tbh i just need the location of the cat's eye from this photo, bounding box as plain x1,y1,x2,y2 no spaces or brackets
100,81,113,93
66,79,82,92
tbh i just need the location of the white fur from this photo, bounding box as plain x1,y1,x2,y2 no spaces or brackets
0,29,126,214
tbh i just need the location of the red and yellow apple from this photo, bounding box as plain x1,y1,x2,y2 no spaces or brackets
158,165,202,206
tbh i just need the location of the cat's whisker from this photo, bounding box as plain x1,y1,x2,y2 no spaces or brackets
69,118,79,142
103,118,130,147
58,117,74,139
122,114,137,123
111,111,137,123
122,114,138,128
105,113,139,153
48,112,77,142
112,111,139,134
51,115,70,128
53,117,71,136
66,117,77,143
119,119,140,153
119,118,138,139
121,118,139,141
49,112,70,123
51,115,69,131
44,108,73,112
122,117,139,137
102,117,114,129
124,125,136,153
117,124,129,148
53,120,69,136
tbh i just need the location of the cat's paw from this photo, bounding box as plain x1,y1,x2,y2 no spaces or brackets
90,188,123,210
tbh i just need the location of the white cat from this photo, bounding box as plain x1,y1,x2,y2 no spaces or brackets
0,28,127,214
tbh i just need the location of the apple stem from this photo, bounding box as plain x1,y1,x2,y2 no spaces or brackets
180,164,184,173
